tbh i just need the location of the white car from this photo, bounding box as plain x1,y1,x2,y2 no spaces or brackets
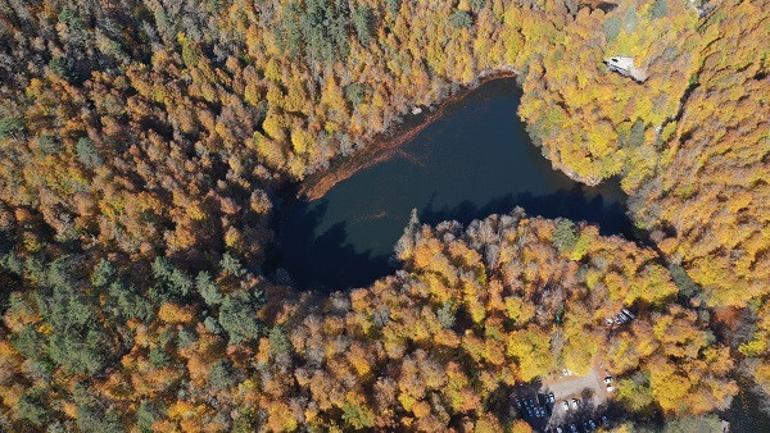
561,401,570,411
604,376,613,384
569,399,579,410
606,385,615,393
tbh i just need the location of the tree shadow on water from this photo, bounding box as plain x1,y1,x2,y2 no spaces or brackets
420,184,636,239
275,183,641,293
274,199,395,292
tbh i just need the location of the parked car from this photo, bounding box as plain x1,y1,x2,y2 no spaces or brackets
588,419,597,430
570,399,579,410
561,401,570,411
622,308,635,319
556,427,563,433
570,424,578,433
606,385,615,393
547,392,556,403
604,376,613,384
601,415,609,426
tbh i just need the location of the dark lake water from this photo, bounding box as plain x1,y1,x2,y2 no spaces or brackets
723,379,770,433
277,78,632,291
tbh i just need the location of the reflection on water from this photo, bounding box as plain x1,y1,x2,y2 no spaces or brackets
277,78,633,291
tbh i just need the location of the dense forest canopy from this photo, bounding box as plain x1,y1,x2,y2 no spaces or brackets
0,0,767,432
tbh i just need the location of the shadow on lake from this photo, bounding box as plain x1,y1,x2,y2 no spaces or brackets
419,186,631,235
275,78,635,291
275,199,396,292
278,184,634,291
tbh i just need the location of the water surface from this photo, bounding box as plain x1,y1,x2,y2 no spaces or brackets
723,379,770,433
278,79,631,291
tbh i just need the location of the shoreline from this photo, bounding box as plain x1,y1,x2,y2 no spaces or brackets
298,69,519,200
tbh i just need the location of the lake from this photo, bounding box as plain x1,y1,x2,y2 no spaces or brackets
276,78,632,291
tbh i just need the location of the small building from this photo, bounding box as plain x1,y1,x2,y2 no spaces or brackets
604,56,648,82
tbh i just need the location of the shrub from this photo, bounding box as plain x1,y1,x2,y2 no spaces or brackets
351,5,374,45
208,359,236,390
219,252,245,278
195,271,222,305
602,16,622,41
385,0,400,15
268,326,291,358
450,11,472,28
16,388,48,427
342,401,375,430
0,117,24,139
76,138,103,168
650,0,668,19
281,0,352,64
219,292,262,343
148,347,170,368
552,219,578,253
344,83,367,108
136,401,163,433
91,258,115,287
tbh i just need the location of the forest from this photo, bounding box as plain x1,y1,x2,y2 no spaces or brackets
0,0,767,432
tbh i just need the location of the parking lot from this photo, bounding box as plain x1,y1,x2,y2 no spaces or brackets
546,365,608,413
513,391,610,433
511,310,637,432
512,358,618,433
512,393,556,431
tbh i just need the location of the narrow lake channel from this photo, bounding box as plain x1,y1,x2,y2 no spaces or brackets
277,78,632,291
